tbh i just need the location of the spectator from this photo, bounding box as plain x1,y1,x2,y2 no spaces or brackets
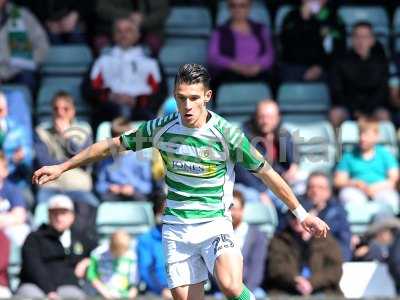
388,229,400,294
0,92,33,187
87,230,138,299
330,22,389,128
88,18,162,125
0,230,11,298
21,0,86,44
353,217,400,262
334,118,399,215
137,195,171,300
94,0,169,55
264,211,342,296
235,100,299,213
17,195,97,299
231,190,267,296
208,0,274,87
300,172,352,261
0,0,49,93
0,152,30,246
95,117,152,202
280,0,328,82
34,91,98,208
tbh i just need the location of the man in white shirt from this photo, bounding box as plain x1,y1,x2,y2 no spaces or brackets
89,17,162,124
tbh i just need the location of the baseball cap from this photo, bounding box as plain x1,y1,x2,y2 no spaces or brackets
48,194,74,211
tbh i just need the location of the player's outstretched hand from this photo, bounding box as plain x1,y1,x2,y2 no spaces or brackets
32,165,64,185
301,214,330,238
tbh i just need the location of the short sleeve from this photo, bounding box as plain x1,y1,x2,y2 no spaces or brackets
120,121,153,151
227,127,265,172
336,152,351,173
382,148,399,171
86,256,99,282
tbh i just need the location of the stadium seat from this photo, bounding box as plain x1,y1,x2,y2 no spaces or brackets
277,83,331,114
36,81,90,122
165,6,212,37
41,76,83,86
96,201,154,237
33,202,49,228
344,201,375,235
243,201,278,238
281,114,328,123
42,44,93,75
274,5,294,35
338,6,389,36
216,0,271,26
394,6,400,35
159,40,208,75
95,121,144,142
339,120,398,156
8,241,21,292
216,82,272,118
282,121,336,176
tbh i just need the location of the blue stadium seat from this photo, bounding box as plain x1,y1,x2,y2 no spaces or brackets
338,6,389,36
42,44,93,76
8,241,21,292
277,83,331,113
339,120,398,156
344,201,375,235
216,0,270,26
33,202,49,228
274,5,294,34
394,6,400,35
216,82,272,118
165,6,212,37
159,40,208,75
41,76,83,86
243,201,278,238
96,201,154,237
282,121,336,176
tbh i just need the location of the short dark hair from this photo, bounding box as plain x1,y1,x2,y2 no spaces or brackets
175,64,211,90
352,21,374,35
52,90,75,106
306,171,332,190
233,190,245,208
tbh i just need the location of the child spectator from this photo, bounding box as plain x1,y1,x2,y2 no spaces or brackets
87,230,138,299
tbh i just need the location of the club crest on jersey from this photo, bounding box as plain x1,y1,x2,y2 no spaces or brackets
198,148,210,159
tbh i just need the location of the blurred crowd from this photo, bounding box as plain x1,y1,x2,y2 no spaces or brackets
1,0,400,298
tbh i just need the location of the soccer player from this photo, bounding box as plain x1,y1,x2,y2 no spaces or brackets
33,64,330,300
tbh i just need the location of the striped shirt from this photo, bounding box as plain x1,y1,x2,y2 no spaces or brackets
120,111,265,224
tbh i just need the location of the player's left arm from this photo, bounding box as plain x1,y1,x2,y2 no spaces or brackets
255,163,330,238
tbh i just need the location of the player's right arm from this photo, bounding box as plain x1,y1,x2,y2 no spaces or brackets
32,137,126,185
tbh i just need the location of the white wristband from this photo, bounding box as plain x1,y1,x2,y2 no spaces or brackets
292,205,309,222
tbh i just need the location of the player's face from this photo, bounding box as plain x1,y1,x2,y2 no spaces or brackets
174,83,212,128
306,175,331,207
49,209,75,232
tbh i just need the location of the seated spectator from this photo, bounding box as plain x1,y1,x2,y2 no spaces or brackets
0,0,49,93
137,195,172,300
88,17,162,126
235,100,299,214
208,0,274,87
17,195,97,299
94,0,169,55
300,172,352,261
0,230,11,298
22,0,86,44
230,190,267,297
87,230,138,299
34,91,98,208
0,152,30,246
280,0,328,82
353,217,400,262
330,22,389,128
388,229,400,294
334,118,399,215
95,117,152,202
0,92,33,187
264,211,342,296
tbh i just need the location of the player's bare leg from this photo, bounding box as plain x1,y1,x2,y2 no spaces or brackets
171,282,204,300
214,251,244,298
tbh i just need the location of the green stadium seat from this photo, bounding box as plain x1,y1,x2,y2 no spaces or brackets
339,120,398,156
41,76,83,86
96,201,154,237
159,40,208,76
282,121,336,176
216,82,271,118
42,44,93,75
344,201,376,235
277,83,331,114
394,6,400,36
216,0,270,26
274,5,294,35
165,6,212,37
33,202,49,228
281,114,327,124
243,201,278,238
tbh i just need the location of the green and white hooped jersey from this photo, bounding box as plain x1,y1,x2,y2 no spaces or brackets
120,111,265,224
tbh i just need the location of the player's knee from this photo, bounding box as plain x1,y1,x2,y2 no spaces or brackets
218,278,243,298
